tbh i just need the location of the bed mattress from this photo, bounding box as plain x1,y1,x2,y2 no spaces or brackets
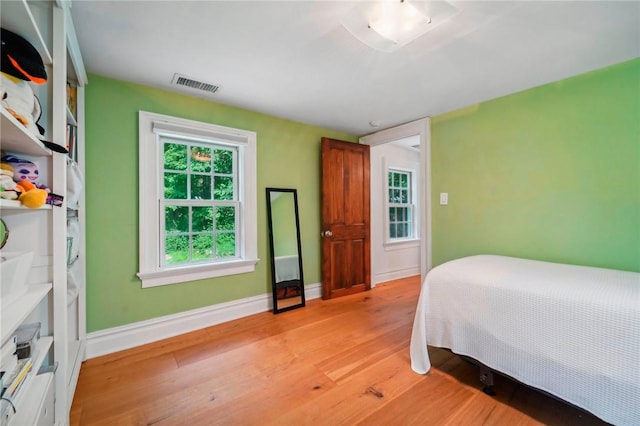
410,255,640,426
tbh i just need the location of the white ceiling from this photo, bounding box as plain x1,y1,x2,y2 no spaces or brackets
70,1,640,136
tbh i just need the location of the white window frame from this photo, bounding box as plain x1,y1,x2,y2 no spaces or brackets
385,165,419,246
137,111,258,288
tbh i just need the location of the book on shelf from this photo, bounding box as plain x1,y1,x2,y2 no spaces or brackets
2,357,32,399
67,82,77,118
66,123,77,160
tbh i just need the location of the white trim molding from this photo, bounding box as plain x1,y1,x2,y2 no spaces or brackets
86,283,322,359
137,111,258,288
360,117,432,282
373,267,422,286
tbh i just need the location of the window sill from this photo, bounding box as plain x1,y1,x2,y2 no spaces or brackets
138,258,259,288
383,239,420,252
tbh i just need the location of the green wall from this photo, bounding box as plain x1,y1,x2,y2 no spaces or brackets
85,74,356,332
431,58,640,272
86,58,639,332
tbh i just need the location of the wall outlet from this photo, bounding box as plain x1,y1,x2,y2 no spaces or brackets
440,192,448,205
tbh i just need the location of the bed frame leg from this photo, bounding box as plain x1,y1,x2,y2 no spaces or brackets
479,367,496,396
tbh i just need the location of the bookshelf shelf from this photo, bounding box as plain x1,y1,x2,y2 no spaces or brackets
2,359,54,426
0,199,53,212
0,284,52,344
0,0,53,65
0,109,51,157
0,337,54,423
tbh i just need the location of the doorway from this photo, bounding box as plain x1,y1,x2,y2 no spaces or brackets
360,118,432,285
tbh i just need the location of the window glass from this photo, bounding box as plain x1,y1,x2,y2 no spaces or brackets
387,170,414,241
160,137,238,266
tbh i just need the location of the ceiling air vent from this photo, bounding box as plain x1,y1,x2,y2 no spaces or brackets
171,73,220,94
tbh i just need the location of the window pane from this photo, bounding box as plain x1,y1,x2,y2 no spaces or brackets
401,223,406,237
214,149,233,174
397,207,405,222
157,134,241,266
393,189,401,202
165,235,189,264
164,143,187,171
216,206,235,230
190,147,212,173
390,224,396,238
401,173,408,188
388,173,393,187
401,189,408,203
191,175,212,200
192,234,213,261
214,176,234,200
216,233,236,257
394,173,400,187
389,207,396,222
165,206,189,233
192,207,213,232
164,173,187,199
388,188,393,202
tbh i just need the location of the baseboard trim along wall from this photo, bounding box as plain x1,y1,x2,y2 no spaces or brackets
86,282,322,359
373,267,421,286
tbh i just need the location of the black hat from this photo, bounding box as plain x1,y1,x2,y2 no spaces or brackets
1,28,47,84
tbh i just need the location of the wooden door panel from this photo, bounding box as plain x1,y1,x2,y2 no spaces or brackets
327,148,345,225
349,238,365,286
329,240,346,291
322,137,370,299
344,149,367,225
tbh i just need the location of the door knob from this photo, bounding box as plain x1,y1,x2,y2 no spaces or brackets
321,230,333,237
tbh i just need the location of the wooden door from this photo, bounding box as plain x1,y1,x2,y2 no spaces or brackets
321,137,370,299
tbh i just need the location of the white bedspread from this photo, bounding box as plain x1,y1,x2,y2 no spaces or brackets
410,255,640,426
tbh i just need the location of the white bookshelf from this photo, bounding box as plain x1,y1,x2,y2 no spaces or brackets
1,1,87,425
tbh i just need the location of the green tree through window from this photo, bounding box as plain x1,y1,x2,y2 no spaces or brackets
388,169,413,240
162,137,237,265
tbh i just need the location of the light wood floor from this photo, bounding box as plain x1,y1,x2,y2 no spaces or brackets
71,276,608,425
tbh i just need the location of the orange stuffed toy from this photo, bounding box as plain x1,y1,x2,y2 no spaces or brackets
16,180,47,208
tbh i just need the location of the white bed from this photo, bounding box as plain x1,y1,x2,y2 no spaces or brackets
410,255,640,426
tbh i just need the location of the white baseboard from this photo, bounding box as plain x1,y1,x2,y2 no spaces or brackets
373,267,421,286
86,282,322,359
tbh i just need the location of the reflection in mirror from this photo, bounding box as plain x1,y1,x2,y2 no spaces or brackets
266,188,305,314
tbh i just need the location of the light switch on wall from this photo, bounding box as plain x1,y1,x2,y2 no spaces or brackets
440,192,448,205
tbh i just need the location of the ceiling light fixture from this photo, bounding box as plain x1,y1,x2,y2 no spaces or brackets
341,0,459,53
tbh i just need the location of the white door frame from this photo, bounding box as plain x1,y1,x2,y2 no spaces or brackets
360,117,432,282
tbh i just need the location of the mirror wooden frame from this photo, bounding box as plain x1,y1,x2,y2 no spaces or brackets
266,188,306,314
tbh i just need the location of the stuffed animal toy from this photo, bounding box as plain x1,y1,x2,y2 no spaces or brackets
1,155,49,208
15,180,47,208
0,28,47,139
1,154,49,191
0,167,18,200
1,72,44,138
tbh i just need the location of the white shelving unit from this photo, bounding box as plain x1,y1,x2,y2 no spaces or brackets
1,1,87,425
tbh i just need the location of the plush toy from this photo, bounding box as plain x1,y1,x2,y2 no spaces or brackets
1,72,44,137
1,154,49,191
0,28,47,139
1,155,49,208
16,180,47,208
0,167,18,200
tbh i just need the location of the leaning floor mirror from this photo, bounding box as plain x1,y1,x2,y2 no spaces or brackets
266,188,305,314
